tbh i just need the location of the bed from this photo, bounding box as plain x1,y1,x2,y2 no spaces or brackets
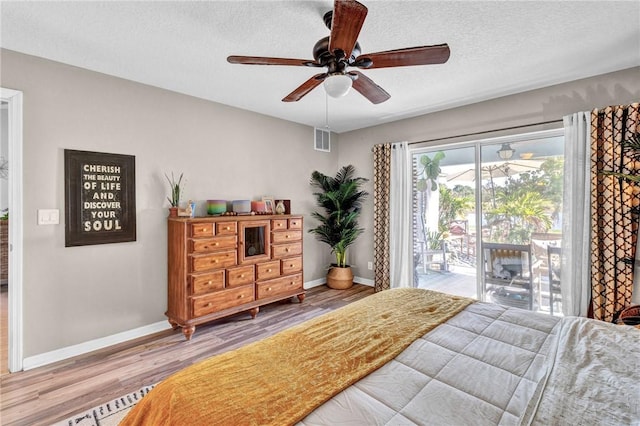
121,288,639,425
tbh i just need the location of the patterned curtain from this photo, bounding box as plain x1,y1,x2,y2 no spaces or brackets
590,103,640,322
373,143,392,292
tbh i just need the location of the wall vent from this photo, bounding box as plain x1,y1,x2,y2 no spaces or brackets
314,127,330,152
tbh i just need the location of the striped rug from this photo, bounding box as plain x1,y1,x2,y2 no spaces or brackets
52,384,155,426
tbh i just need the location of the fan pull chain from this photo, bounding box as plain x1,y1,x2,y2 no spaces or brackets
325,92,330,131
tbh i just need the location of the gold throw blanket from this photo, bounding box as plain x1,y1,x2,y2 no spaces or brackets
121,288,473,426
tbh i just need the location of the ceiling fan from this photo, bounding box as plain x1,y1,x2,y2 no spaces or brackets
227,0,450,104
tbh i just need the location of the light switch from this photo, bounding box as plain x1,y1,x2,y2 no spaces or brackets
38,209,60,225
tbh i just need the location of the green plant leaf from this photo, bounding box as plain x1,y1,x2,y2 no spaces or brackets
309,165,368,265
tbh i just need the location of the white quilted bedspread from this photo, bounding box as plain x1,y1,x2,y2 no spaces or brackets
298,301,639,426
522,316,639,425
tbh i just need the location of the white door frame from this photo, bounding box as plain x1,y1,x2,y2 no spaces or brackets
1,87,24,372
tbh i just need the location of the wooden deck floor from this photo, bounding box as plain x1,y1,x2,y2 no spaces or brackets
417,264,563,315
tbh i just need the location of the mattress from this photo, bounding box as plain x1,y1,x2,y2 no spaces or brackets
298,301,560,425
122,289,639,425
299,301,639,426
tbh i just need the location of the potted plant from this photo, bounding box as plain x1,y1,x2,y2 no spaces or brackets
309,165,368,289
165,172,183,217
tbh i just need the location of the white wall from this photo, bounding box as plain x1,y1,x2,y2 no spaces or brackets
0,48,336,358
339,67,640,283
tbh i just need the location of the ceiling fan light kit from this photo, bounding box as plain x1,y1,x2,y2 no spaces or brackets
324,74,353,98
227,0,450,104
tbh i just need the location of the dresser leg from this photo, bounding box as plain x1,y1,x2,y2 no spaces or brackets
182,325,195,341
168,319,180,330
297,293,306,303
249,307,259,319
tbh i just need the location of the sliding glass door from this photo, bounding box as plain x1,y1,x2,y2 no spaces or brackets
413,145,477,298
412,130,565,315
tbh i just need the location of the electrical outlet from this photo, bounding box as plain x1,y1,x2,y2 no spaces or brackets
367,261,373,270
37,209,60,225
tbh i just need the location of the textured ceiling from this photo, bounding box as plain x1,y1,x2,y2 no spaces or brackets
1,1,639,133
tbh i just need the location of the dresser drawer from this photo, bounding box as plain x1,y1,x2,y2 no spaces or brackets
190,271,225,295
271,219,287,231
271,230,301,244
272,242,302,259
281,256,303,275
191,285,254,317
216,221,237,235
256,273,303,300
288,217,302,230
190,235,237,253
191,223,215,238
227,264,255,287
191,250,236,272
256,260,280,281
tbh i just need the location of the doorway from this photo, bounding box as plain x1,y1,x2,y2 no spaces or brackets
0,87,24,373
1,101,8,374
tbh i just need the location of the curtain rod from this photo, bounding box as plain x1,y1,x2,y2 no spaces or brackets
407,119,563,146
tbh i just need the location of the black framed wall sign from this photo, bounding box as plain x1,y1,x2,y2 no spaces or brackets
64,149,136,247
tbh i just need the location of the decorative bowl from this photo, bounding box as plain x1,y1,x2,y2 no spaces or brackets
207,200,226,215
232,200,251,214
618,305,640,326
251,201,266,212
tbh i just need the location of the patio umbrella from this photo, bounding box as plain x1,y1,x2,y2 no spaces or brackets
445,160,544,183
445,160,544,207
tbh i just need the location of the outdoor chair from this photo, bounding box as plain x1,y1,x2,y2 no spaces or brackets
482,242,534,310
447,220,475,264
530,233,562,312
547,246,562,315
423,240,448,272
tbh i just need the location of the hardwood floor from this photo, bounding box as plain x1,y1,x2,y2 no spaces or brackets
1,286,7,376
0,284,374,426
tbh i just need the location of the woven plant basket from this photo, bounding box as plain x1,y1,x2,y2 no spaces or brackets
327,266,354,290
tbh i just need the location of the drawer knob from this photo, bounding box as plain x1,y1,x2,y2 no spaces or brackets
206,302,212,307
267,287,272,291
238,294,244,299
290,264,294,267
225,226,230,230
286,235,290,239
267,268,272,272
215,242,219,246
208,280,212,285
240,274,245,278
285,248,290,252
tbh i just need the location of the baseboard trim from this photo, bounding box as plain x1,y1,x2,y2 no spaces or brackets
354,276,374,287
22,277,375,370
304,278,326,289
304,276,373,289
22,321,172,371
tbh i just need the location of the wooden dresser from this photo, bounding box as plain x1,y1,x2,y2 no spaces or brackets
167,214,305,340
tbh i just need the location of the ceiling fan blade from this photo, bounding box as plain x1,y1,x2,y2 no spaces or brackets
350,71,390,104
357,44,450,69
228,56,318,67
282,74,326,102
329,0,368,60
